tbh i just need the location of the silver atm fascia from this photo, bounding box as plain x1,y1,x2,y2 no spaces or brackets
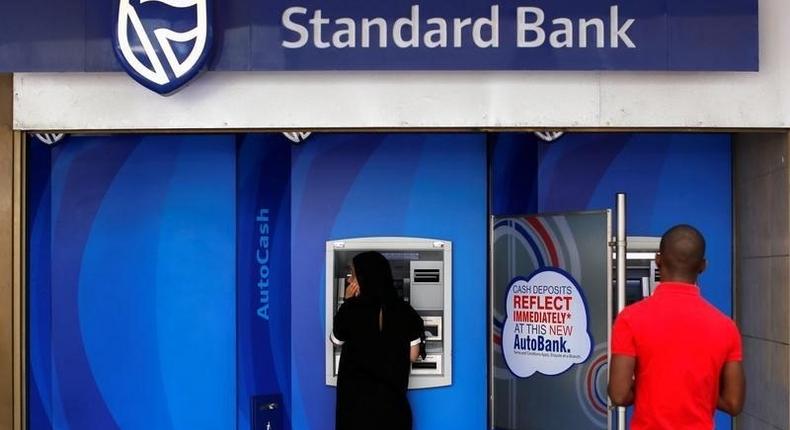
325,237,452,389
613,236,661,305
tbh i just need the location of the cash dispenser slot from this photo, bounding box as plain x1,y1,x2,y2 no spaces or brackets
411,354,442,375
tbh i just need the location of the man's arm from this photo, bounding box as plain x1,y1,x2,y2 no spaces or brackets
608,354,636,407
717,361,745,415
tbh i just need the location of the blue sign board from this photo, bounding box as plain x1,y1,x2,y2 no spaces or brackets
0,0,758,72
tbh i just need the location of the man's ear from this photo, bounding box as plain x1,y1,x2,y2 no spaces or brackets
698,258,707,274
655,252,662,269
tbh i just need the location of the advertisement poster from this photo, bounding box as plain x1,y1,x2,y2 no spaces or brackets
492,212,610,430
502,269,592,378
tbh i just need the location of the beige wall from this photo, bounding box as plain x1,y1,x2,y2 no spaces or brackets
0,73,24,430
734,133,790,430
0,73,14,430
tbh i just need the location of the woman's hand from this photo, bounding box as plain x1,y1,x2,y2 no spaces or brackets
344,279,360,299
410,344,421,363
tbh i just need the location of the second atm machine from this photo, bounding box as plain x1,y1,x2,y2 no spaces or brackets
325,237,452,389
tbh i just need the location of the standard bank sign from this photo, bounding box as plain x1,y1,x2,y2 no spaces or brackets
111,0,757,94
114,0,213,94
282,6,636,50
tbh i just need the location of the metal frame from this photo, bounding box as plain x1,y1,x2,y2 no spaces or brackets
614,193,627,430
605,209,613,430
488,214,495,430
324,236,453,390
11,131,26,430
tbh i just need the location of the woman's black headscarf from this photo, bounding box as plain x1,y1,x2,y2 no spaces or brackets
352,251,398,306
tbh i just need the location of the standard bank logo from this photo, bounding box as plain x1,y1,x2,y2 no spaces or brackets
114,0,213,95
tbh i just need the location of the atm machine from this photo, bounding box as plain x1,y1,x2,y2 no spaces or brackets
325,237,452,389
614,236,661,306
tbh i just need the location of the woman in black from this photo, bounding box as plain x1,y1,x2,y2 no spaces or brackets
331,251,425,430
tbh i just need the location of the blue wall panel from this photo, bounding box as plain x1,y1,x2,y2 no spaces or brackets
27,139,53,430
492,132,733,430
28,134,237,430
290,133,488,430
28,131,733,429
490,134,539,216
535,133,732,314
237,134,292,430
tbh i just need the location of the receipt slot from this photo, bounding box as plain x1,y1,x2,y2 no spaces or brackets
325,237,452,389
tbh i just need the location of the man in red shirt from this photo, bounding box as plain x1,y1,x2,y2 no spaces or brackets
608,224,745,429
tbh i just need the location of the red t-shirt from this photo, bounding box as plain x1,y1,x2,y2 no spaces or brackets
612,282,742,430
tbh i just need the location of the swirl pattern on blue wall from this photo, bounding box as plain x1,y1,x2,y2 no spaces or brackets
28,135,236,430
290,133,488,430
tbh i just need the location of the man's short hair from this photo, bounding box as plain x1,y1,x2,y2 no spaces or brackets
659,224,706,271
